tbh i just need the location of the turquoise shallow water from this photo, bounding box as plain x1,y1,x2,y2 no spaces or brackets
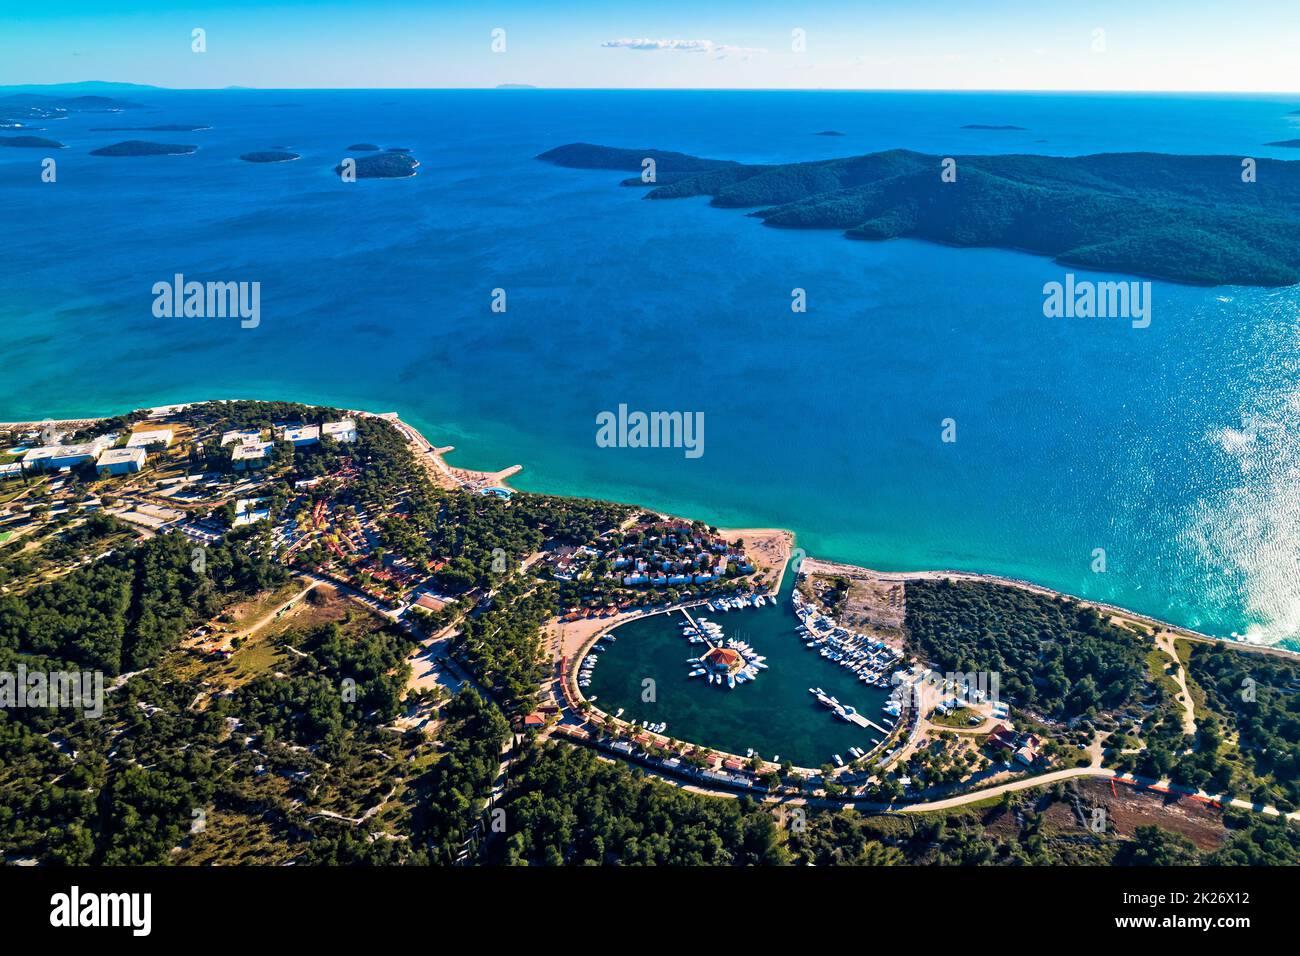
585,568,892,768
3,90,1300,646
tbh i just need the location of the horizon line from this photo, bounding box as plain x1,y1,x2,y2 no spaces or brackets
4,81,1300,96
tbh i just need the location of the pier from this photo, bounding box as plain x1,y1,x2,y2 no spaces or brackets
679,607,717,650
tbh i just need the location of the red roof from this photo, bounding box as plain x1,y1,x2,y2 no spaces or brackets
703,646,743,668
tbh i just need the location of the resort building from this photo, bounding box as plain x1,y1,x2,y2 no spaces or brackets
321,419,357,443
232,440,273,470
0,462,22,480
126,427,174,449
96,446,147,476
22,440,109,471
221,428,263,446
278,424,320,446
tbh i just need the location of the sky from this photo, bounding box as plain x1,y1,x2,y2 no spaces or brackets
3,0,1299,92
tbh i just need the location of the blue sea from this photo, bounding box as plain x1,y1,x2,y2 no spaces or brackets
4,89,1300,647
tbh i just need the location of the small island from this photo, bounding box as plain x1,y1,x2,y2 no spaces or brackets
89,139,197,156
239,150,300,163
347,142,381,151
1266,139,1300,148
335,152,420,179
0,135,65,149
813,130,845,136
538,142,1300,287
90,124,211,132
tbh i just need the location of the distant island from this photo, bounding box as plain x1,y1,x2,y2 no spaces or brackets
813,130,845,136
89,140,197,157
1267,139,1300,148
0,135,65,149
538,142,1300,286
962,124,1027,130
90,124,211,132
240,150,300,164
0,93,142,115
496,83,538,89
347,142,381,151
335,152,420,179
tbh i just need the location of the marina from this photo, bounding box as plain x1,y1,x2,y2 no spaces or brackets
583,564,895,768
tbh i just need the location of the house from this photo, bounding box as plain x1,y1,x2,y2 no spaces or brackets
96,446,147,476
1015,746,1038,766
0,462,23,480
231,440,272,470
278,424,320,447
985,724,1018,754
522,713,546,729
126,427,173,449
221,428,262,446
321,419,357,443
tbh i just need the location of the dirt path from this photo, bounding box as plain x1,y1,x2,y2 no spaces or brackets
1155,629,1198,737
234,580,317,640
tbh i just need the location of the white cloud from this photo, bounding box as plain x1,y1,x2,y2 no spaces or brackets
601,38,767,57
602,38,715,52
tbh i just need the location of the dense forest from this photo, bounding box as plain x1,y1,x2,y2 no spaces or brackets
492,743,789,865
1181,642,1300,811
903,578,1151,719
0,524,284,675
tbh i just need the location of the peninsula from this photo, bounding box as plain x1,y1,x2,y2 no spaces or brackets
538,143,1300,286
1,397,1295,869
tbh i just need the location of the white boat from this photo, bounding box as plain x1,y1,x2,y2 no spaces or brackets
833,754,844,767
726,674,736,689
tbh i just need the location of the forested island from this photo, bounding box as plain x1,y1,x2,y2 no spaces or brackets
0,135,65,148
335,152,420,178
538,143,1300,286
240,150,301,163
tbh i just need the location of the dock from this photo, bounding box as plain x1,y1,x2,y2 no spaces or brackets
679,607,717,650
